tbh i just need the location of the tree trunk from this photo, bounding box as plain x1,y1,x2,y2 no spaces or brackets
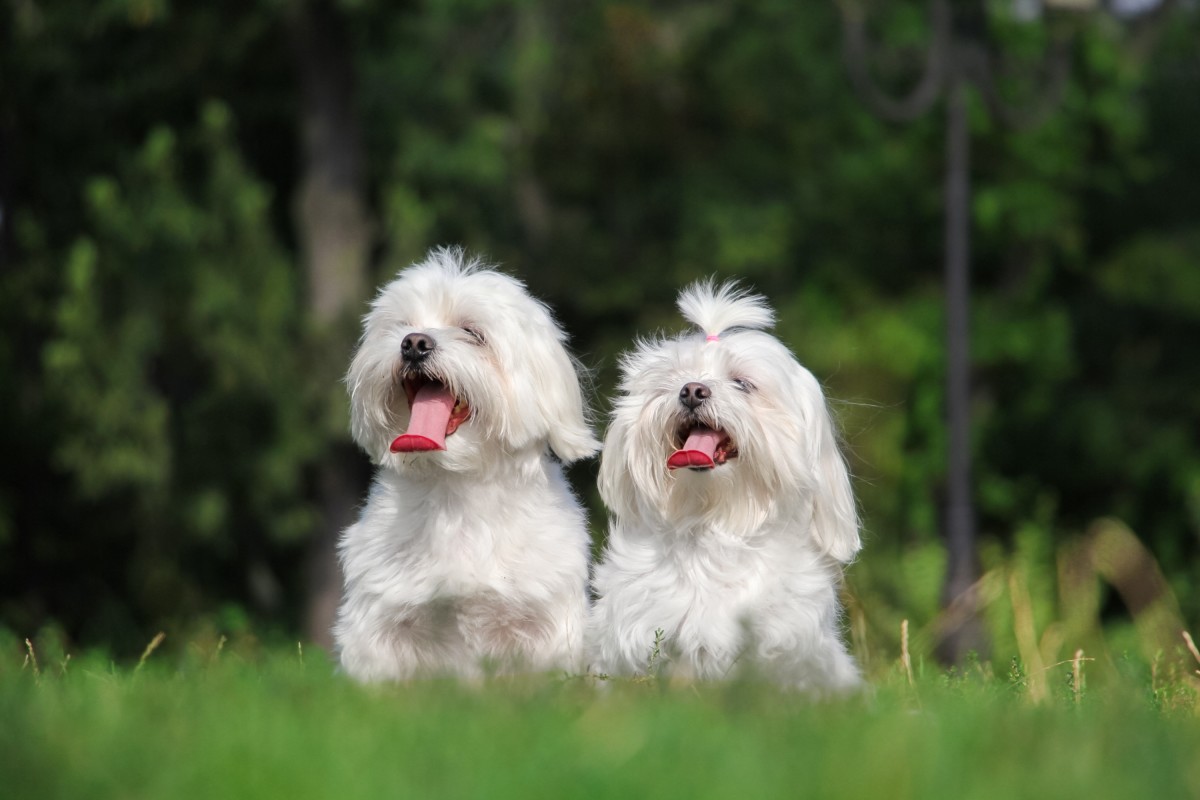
937,74,986,663
288,0,371,651
0,112,11,270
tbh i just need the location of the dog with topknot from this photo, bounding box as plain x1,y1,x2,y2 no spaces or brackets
590,281,862,693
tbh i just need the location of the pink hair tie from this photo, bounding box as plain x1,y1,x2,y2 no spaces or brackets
705,333,720,343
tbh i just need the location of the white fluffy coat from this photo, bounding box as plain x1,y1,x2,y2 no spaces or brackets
334,248,598,681
590,282,863,693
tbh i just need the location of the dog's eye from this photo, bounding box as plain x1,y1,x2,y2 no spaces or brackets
462,325,486,345
732,377,755,393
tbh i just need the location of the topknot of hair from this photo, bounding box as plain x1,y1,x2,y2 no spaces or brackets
676,280,776,337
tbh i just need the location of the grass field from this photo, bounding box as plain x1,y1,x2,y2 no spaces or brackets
3,637,1199,800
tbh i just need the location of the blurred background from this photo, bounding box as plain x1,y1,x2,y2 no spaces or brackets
1,0,1197,675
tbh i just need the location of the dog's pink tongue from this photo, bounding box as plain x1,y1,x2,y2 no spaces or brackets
390,384,455,453
667,426,722,470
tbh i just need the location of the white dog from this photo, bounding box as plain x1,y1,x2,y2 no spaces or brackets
589,281,863,692
333,247,599,681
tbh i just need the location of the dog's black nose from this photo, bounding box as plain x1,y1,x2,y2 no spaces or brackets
679,382,711,410
401,332,436,363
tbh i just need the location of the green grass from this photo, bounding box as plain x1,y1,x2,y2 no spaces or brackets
2,645,1199,800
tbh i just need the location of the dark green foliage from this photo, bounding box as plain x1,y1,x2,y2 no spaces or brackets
1,0,1198,652
5,103,318,648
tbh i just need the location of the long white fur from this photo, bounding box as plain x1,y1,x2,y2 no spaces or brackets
334,247,599,681
590,281,863,693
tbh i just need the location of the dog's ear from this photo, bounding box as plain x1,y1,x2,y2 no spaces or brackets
598,368,672,523
345,327,397,464
805,387,861,563
526,330,600,464
597,410,635,519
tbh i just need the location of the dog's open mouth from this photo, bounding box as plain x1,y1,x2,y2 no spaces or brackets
667,424,737,471
389,375,471,453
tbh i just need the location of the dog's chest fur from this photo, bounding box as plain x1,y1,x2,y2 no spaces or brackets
337,458,589,678
361,467,583,587
592,522,841,678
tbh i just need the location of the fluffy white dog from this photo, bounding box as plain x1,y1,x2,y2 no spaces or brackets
334,247,599,681
589,282,863,693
